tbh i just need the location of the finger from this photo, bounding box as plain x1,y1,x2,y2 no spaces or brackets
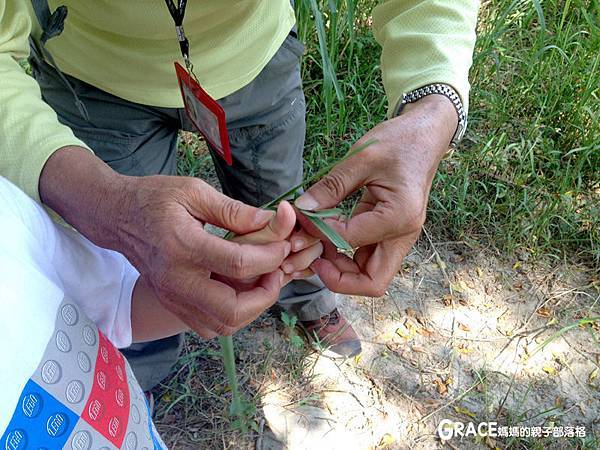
176,270,284,336
231,269,285,332
289,229,320,252
281,241,324,274
294,209,324,239
320,241,361,273
294,151,369,211
290,268,314,280
232,201,295,245
326,207,397,248
186,181,274,234
155,274,238,337
312,241,404,297
190,231,291,278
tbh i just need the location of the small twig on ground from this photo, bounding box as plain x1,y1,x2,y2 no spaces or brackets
371,298,376,330
422,226,453,295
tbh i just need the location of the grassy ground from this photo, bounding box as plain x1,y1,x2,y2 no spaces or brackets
161,0,599,448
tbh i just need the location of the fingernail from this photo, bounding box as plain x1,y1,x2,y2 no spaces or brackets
295,193,319,211
282,263,294,274
292,272,304,279
284,241,291,257
292,238,305,251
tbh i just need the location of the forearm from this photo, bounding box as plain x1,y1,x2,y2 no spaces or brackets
130,277,189,343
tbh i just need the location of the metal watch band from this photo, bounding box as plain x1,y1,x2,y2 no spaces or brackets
395,83,467,149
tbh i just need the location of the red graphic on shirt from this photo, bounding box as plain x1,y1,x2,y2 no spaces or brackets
81,331,130,447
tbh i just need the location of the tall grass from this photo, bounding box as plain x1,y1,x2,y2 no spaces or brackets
294,0,599,263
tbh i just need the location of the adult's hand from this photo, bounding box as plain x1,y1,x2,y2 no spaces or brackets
40,147,291,337
294,94,458,297
226,201,324,290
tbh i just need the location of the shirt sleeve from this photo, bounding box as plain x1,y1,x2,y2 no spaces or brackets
0,176,138,349
372,0,480,118
0,0,90,203
51,224,139,349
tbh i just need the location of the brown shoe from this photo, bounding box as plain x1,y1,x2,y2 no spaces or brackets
300,308,362,358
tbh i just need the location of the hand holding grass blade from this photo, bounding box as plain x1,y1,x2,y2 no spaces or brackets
217,140,377,429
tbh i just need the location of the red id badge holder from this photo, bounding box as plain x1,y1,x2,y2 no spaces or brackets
174,62,233,165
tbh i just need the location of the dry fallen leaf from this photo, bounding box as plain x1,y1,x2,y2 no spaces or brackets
433,378,448,395
418,327,434,338
537,306,552,317
395,326,411,339
451,280,469,293
412,345,428,354
484,436,499,449
453,405,477,418
378,433,395,447
543,365,558,376
442,294,453,307
554,396,563,408
588,368,598,383
458,322,471,332
455,344,474,355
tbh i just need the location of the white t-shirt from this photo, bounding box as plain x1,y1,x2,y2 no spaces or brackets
0,177,166,449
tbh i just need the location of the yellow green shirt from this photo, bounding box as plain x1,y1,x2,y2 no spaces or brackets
0,0,479,203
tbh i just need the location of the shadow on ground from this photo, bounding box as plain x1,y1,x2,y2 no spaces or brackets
152,235,599,449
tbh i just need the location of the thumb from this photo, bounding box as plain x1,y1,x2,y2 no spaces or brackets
191,187,273,234
295,158,367,211
232,201,296,245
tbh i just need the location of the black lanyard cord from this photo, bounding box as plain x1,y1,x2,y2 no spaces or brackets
164,0,190,62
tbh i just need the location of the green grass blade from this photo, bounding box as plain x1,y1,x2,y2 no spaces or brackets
262,138,378,210
306,0,343,102
218,335,242,416
301,213,353,252
529,316,600,358
299,207,343,218
532,0,547,34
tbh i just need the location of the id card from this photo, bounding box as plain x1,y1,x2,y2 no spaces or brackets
174,62,232,165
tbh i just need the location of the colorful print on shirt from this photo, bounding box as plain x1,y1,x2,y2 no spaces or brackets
0,298,166,450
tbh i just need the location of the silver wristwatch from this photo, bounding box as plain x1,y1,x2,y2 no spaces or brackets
395,83,467,149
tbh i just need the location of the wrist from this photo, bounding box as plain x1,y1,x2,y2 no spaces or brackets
401,94,458,159
39,146,132,250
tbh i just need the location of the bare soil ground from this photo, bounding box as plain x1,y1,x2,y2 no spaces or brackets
152,236,600,449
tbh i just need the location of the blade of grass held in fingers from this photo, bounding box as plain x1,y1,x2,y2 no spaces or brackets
216,140,374,418
261,138,378,210
302,213,353,252
299,207,343,218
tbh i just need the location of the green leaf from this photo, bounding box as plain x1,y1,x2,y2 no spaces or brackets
218,335,243,417
299,207,343,218
307,0,343,102
532,0,547,33
261,138,378,210
301,213,353,252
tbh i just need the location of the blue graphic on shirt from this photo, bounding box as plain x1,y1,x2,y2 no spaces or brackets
1,379,78,449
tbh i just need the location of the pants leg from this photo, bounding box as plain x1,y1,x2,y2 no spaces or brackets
29,47,184,391
182,33,338,321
